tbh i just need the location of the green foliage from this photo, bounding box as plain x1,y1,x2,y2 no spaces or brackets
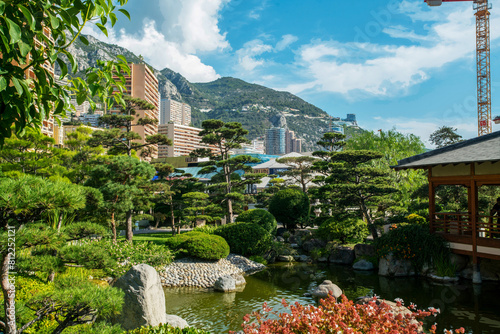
63,222,108,240
317,217,369,244
62,322,124,334
127,324,211,334
268,189,309,229
165,232,228,260
433,252,457,277
192,225,218,234
183,234,230,260
215,222,272,256
235,209,277,235
59,243,118,271
249,255,268,265
429,126,463,148
406,213,427,225
0,0,131,144
374,224,451,271
165,231,205,250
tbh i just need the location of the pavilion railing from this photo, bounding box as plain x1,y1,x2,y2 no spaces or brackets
431,212,500,239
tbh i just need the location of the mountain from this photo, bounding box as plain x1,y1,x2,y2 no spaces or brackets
64,34,361,151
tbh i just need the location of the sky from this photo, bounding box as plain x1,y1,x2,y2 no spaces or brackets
83,0,500,146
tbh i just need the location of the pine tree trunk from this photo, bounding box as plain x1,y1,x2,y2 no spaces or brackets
56,213,63,232
1,253,17,334
111,212,117,244
170,201,176,236
227,199,234,224
126,210,133,243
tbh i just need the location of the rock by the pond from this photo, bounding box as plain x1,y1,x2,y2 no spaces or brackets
293,254,310,262
164,314,189,329
214,275,236,292
233,274,246,286
353,259,374,271
302,239,327,253
276,236,285,242
277,255,295,262
354,244,375,258
329,246,355,265
378,253,415,277
317,256,328,263
312,280,342,299
113,264,169,330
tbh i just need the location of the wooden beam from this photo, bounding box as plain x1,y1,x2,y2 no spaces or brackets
471,179,478,265
429,171,436,233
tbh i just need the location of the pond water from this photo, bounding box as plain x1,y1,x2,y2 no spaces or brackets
164,263,500,333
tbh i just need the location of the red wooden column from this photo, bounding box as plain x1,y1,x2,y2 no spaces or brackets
470,164,481,283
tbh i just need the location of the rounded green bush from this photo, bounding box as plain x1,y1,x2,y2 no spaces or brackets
183,234,230,260
269,188,309,229
215,222,272,256
165,231,205,250
317,217,369,244
236,209,277,235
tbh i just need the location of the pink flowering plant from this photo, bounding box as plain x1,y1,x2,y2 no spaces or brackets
235,294,465,334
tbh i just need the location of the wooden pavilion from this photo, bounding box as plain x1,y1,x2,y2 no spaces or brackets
393,131,500,283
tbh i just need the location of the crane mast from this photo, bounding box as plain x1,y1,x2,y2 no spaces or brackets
475,0,492,136
427,0,492,136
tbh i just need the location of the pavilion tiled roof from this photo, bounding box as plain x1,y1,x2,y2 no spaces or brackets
393,131,500,170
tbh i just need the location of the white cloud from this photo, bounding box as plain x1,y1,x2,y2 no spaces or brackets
275,34,298,51
236,39,273,71
287,6,485,97
364,116,477,148
158,0,229,53
82,0,230,82
83,20,220,82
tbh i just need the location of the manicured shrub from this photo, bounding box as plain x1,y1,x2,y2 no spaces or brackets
317,217,369,244
406,213,428,225
192,225,218,234
215,222,272,256
236,209,277,235
127,324,211,333
183,234,230,260
239,295,459,334
268,189,309,229
374,224,450,272
165,231,205,250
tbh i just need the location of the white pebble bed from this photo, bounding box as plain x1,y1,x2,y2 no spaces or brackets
159,254,265,288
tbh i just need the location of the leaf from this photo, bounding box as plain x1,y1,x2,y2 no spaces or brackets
4,17,21,44
17,4,34,29
11,78,23,95
79,35,89,46
95,23,108,37
49,14,59,29
18,40,31,57
118,9,131,21
56,58,68,77
0,76,6,91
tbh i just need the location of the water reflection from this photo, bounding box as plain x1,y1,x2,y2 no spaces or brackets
164,263,500,333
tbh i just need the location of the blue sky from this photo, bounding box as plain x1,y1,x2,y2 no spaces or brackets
83,0,500,146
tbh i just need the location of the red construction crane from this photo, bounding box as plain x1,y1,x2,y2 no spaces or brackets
426,0,492,136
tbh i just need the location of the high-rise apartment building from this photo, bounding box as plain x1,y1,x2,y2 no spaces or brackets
285,129,302,154
158,123,218,158
160,98,191,126
112,64,160,159
265,127,286,155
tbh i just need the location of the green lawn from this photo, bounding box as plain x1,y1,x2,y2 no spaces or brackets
118,231,174,245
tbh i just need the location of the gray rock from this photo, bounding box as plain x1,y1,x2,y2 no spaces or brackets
329,246,355,265
298,255,310,262
378,253,415,277
317,256,328,263
312,280,342,299
214,275,236,292
290,243,299,249
164,314,189,329
289,229,313,246
113,264,167,330
302,239,327,253
233,274,246,286
277,255,295,262
354,244,375,258
353,259,374,271
276,236,285,242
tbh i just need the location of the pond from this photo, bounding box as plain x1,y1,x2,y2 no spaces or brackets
164,263,500,333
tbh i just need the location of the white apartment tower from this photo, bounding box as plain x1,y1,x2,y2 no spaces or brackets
160,98,191,126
